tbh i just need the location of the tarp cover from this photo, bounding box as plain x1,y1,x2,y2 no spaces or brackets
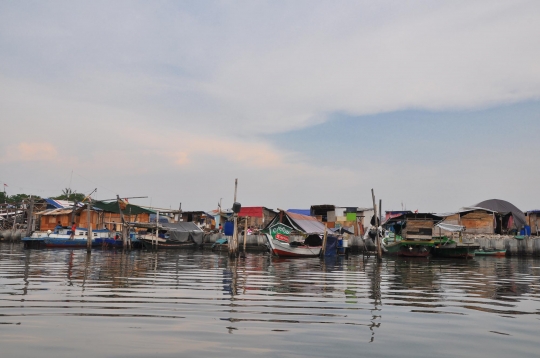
436,223,465,232
93,201,154,215
286,212,327,234
287,209,311,216
161,222,204,244
471,199,526,229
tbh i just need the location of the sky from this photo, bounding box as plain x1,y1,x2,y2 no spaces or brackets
0,0,539,212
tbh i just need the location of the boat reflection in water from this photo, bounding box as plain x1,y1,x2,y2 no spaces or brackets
1,243,540,358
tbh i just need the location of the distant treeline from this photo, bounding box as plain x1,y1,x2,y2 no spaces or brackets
1,188,86,204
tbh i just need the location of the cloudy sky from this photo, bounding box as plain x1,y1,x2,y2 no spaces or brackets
1,1,539,212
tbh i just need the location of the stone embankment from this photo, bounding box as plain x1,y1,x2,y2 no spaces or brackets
204,233,540,256
463,234,540,256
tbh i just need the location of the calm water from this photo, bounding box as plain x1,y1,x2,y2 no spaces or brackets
0,243,539,358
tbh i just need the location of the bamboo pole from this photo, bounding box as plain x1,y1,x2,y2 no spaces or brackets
229,179,239,257
321,225,328,257
86,202,92,253
155,210,159,249
12,203,18,234
371,189,382,261
243,216,248,253
25,197,34,238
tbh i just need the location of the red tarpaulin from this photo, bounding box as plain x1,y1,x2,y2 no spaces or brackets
238,207,264,218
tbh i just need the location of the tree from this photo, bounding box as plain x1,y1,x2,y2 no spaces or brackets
54,188,86,202
0,192,41,204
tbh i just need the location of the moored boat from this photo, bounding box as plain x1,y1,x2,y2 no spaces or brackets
432,237,479,259
382,213,441,257
135,221,204,249
431,223,479,259
263,210,325,258
382,234,432,257
474,248,506,257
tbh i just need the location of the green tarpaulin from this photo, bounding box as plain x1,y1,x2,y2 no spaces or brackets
93,201,154,215
346,212,357,221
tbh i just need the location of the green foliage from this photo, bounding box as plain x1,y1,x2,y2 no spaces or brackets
53,188,85,202
0,192,41,204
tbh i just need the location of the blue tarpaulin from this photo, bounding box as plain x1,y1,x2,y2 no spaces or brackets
287,209,311,216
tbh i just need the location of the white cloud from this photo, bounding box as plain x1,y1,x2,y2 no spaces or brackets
0,1,539,210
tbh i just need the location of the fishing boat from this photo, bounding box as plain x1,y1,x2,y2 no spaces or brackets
432,237,479,259
135,222,204,249
23,227,116,248
381,232,432,257
474,248,506,257
262,210,325,258
431,223,479,259
382,213,441,257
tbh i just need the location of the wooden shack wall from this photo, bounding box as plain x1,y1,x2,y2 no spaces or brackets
40,213,71,230
40,210,99,231
403,219,434,240
103,212,150,230
435,214,460,237
460,211,494,234
527,213,539,235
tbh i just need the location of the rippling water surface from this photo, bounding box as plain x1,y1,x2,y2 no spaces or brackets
1,243,539,357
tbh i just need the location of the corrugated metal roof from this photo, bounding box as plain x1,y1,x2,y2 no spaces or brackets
40,208,76,216
287,211,327,234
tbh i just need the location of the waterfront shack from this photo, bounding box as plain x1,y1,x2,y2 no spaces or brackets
310,204,373,235
461,199,526,234
179,211,214,229
238,206,277,229
526,210,540,235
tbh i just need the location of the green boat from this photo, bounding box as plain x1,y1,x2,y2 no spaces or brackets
432,236,479,259
382,213,443,257
382,233,433,257
474,248,506,257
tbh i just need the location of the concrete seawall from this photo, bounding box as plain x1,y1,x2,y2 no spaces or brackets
203,233,540,256
464,235,540,256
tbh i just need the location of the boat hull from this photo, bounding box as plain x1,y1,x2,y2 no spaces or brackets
265,234,321,257
43,238,90,248
383,241,433,257
432,248,475,259
474,249,506,257
139,238,197,249
431,238,479,259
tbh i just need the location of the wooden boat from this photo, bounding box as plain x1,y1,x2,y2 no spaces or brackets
474,248,506,257
138,236,198,249
382,234,432,257
23,227,96,248
265,234,321,257
431,223,479,259
262,211,326,258
382,213,441,257
135,221,204,249
431,237,479,259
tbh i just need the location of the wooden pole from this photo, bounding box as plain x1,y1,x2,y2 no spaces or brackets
24,197,34,238
379,199,382,228
230,179,239,257
321,225,328,257
243,216,248,253
116,196,127,248
371,189,382,261
155,210,159,249
12,203,18,235
86,202,92,253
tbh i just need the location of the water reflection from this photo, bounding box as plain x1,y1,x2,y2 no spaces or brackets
1,243,540,357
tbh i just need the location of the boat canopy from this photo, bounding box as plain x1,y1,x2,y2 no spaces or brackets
436,223,465,232
263,210,327,235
